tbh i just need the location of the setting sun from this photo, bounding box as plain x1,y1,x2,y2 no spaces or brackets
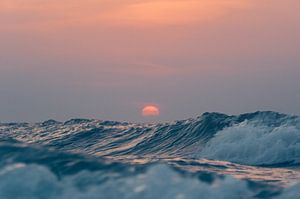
142,105,160,117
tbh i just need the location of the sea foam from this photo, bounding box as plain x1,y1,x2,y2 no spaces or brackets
199,122,300,165
0,164,253,199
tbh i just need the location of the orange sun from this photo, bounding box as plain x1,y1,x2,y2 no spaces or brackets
142,105,160,117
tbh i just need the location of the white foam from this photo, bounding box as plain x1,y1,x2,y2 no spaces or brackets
198,122,300,165
0,164,253,199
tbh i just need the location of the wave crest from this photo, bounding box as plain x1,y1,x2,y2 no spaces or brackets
198,122,300,166
1,111,299,166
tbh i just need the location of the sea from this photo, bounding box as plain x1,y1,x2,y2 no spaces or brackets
0,111,299,199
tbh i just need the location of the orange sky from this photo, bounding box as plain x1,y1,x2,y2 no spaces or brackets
0,0,252,30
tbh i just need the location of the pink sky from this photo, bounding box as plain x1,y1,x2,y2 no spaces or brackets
0,0,299,122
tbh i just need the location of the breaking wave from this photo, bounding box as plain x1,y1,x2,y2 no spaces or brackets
198,122,300,166
1,111,299,166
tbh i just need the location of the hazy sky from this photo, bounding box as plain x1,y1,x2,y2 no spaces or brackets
0,0,299,122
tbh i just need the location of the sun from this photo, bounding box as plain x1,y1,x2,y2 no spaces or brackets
142,105,160,117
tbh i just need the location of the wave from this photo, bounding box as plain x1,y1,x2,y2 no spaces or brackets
0,111,299,199
1,141,297,199
0,141,282,199
198,122,300,166
0,111,300,166
0,162,256,199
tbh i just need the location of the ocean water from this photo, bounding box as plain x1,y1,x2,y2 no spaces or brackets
0,111,300,199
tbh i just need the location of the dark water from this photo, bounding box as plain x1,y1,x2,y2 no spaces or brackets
0,111,299,199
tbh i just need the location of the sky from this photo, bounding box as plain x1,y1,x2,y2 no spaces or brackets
0,0,299,122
